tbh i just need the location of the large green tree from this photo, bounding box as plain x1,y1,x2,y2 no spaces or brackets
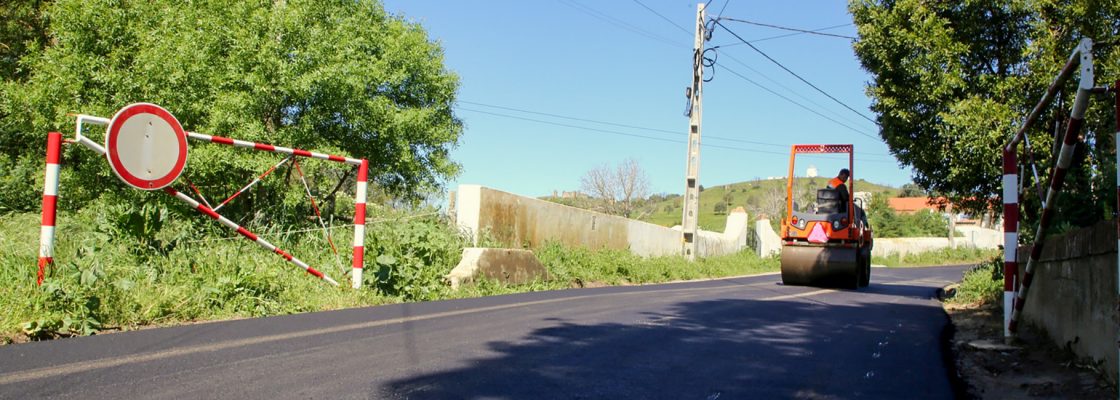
0,0,461,215
850,0,1120,230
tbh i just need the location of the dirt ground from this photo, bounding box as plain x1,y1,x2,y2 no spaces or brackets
943,289,1116,399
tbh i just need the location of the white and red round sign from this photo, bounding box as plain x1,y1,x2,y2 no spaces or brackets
105,103,188,190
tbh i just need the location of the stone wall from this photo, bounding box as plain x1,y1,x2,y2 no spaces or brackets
1016,220,1119,382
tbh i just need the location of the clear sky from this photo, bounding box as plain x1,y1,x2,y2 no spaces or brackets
381,0,913,198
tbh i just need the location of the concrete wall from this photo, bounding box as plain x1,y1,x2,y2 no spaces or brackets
755,218,782,258
750,219,1003,258
455,185,749,258
1016,221,1119,382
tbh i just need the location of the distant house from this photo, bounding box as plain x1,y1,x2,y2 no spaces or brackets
888,197,944,214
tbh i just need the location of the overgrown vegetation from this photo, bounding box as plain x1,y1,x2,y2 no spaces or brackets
946,255,1003,306
866,192,952,238
1,0,462,215
0,206,779,343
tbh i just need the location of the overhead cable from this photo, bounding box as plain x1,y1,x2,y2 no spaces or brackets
458,106,895,163
712,18,878,124
718,17,857,40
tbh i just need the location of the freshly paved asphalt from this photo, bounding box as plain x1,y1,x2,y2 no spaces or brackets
0,266,968,399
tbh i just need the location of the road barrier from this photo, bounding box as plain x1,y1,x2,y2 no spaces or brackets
38,103,370,288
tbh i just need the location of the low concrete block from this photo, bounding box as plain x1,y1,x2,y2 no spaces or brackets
755,218,781,258
447,248,549,289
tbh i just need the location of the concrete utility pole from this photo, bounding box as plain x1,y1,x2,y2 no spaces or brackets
681,3,706,261
947,203,955,249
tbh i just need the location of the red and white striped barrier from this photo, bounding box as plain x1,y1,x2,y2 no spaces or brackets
37,132,63,286
1001,149,1018,338
1008,84,1091,334
60,108,370,289
352,159,369,289
186,132,363,166
164,187,339,286
1113,79,1119,399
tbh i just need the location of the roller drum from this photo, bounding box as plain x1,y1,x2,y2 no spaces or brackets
780,245,860,289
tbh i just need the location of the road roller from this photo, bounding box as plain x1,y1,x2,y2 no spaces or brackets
780,144,873,289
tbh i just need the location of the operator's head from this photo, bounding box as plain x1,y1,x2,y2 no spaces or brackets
838,168,850,182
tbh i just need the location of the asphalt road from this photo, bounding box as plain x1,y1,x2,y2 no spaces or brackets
0,266,968,399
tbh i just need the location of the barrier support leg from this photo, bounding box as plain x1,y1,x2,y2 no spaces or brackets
164,188,339,287
38,132,63,286
352,159,369,289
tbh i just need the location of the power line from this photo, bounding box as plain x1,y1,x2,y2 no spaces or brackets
625,2,877,139
715,0,732,21
715,61,882,142
712,19,879,126
712,23,853,47
460,106,775,153
459,100,893,157
458,106,896,163
718,17,857,40
630,0,690,34
560,0,686,48
716,50,874,130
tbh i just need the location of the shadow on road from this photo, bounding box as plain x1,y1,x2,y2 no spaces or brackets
380,285,958,399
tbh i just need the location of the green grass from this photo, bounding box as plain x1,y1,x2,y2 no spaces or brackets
0,206,779,343
872,247,997,268
947,256,1003,305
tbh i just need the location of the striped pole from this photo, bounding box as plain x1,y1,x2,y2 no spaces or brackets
163,187,339,287
1113,79,1119,399
352,159,368,289
213,156,291,211
1002,148,1018,339
37,132,63,286
1009,86,1091,333
187,132,362,166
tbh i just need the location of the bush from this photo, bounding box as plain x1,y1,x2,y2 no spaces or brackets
867,193,951,238
949,255,1003,305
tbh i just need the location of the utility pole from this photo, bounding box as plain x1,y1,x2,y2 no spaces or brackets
681,3,706,261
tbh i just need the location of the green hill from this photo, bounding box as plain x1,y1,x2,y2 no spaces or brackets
639,178,899,231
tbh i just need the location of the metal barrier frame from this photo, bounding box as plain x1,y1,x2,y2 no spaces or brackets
38,110,369,288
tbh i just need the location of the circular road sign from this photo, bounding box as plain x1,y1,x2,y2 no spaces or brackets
105,103,189,190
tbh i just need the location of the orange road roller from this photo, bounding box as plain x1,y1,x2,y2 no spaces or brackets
780,144,873,289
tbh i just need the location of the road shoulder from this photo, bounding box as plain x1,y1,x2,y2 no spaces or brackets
942,291,1114,399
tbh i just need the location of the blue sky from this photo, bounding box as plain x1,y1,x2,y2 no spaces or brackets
382,0,913,198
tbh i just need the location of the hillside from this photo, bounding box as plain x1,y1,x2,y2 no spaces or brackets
639,178,899,231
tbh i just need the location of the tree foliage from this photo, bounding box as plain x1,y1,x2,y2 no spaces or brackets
851,0,1120,231
0,0,461,216
866,193,949,238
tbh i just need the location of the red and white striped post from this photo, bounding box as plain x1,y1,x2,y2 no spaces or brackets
163,187,339,286
1112,79,1119,398
1009,82,1092,334
352,159,369,289
1002,148,1018,339
37,132,63,286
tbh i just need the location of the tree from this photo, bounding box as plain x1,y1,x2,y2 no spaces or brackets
0,0,462,214
850,0,1119,231
899,183,926,198
0,0,49,82
579,158,650,218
